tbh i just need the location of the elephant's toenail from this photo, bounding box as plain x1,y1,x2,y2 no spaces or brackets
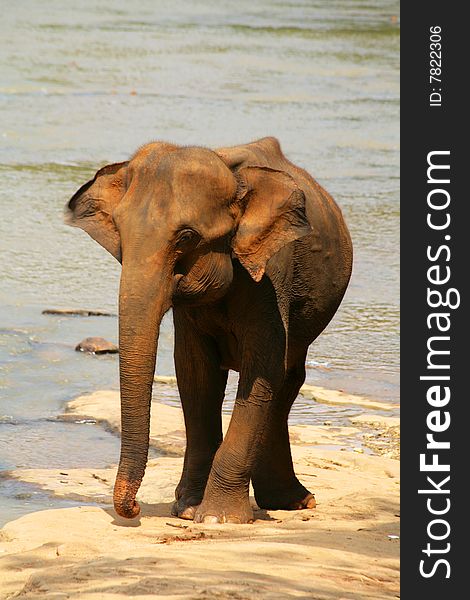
180,507,196,520
227,515,246,524
305,495,316,509
202,515,220,523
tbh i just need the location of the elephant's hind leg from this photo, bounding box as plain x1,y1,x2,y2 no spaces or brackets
172,309,228,520
252,357,316,511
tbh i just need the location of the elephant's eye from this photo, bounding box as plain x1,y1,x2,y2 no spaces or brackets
175,228,200,250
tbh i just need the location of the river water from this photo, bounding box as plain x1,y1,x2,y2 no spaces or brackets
0,1,399,524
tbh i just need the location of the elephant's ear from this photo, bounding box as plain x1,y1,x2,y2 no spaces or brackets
65,161,128,262
232,166,312,282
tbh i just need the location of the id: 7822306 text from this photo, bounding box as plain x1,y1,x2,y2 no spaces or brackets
429,25,442,107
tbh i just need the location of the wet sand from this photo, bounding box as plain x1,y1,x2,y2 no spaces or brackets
0,390,399,599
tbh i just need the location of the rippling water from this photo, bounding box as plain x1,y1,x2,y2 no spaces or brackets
0,1,399,523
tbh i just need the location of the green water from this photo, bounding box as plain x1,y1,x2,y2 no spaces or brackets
0,1,399,523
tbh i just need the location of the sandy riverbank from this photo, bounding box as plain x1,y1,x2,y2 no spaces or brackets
0,390,399,599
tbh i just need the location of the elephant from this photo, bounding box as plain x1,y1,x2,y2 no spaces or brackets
65,136,353,524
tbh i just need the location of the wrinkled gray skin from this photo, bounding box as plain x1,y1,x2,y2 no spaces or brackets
66,137,352,523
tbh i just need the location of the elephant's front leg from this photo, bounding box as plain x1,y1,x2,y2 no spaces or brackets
194,345,284,524
172,310,228,520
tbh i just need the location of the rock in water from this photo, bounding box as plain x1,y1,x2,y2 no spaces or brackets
43,309,115,317
75,337,118,354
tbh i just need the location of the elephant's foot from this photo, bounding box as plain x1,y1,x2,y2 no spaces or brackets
173,454,220,520
193,496,254,524
254,480,316,511
172,481,204,520
171,496,201,520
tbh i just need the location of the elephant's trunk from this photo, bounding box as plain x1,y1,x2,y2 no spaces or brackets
113,259,172,519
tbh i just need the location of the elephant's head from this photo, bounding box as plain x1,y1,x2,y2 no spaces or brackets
66,141,311,518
